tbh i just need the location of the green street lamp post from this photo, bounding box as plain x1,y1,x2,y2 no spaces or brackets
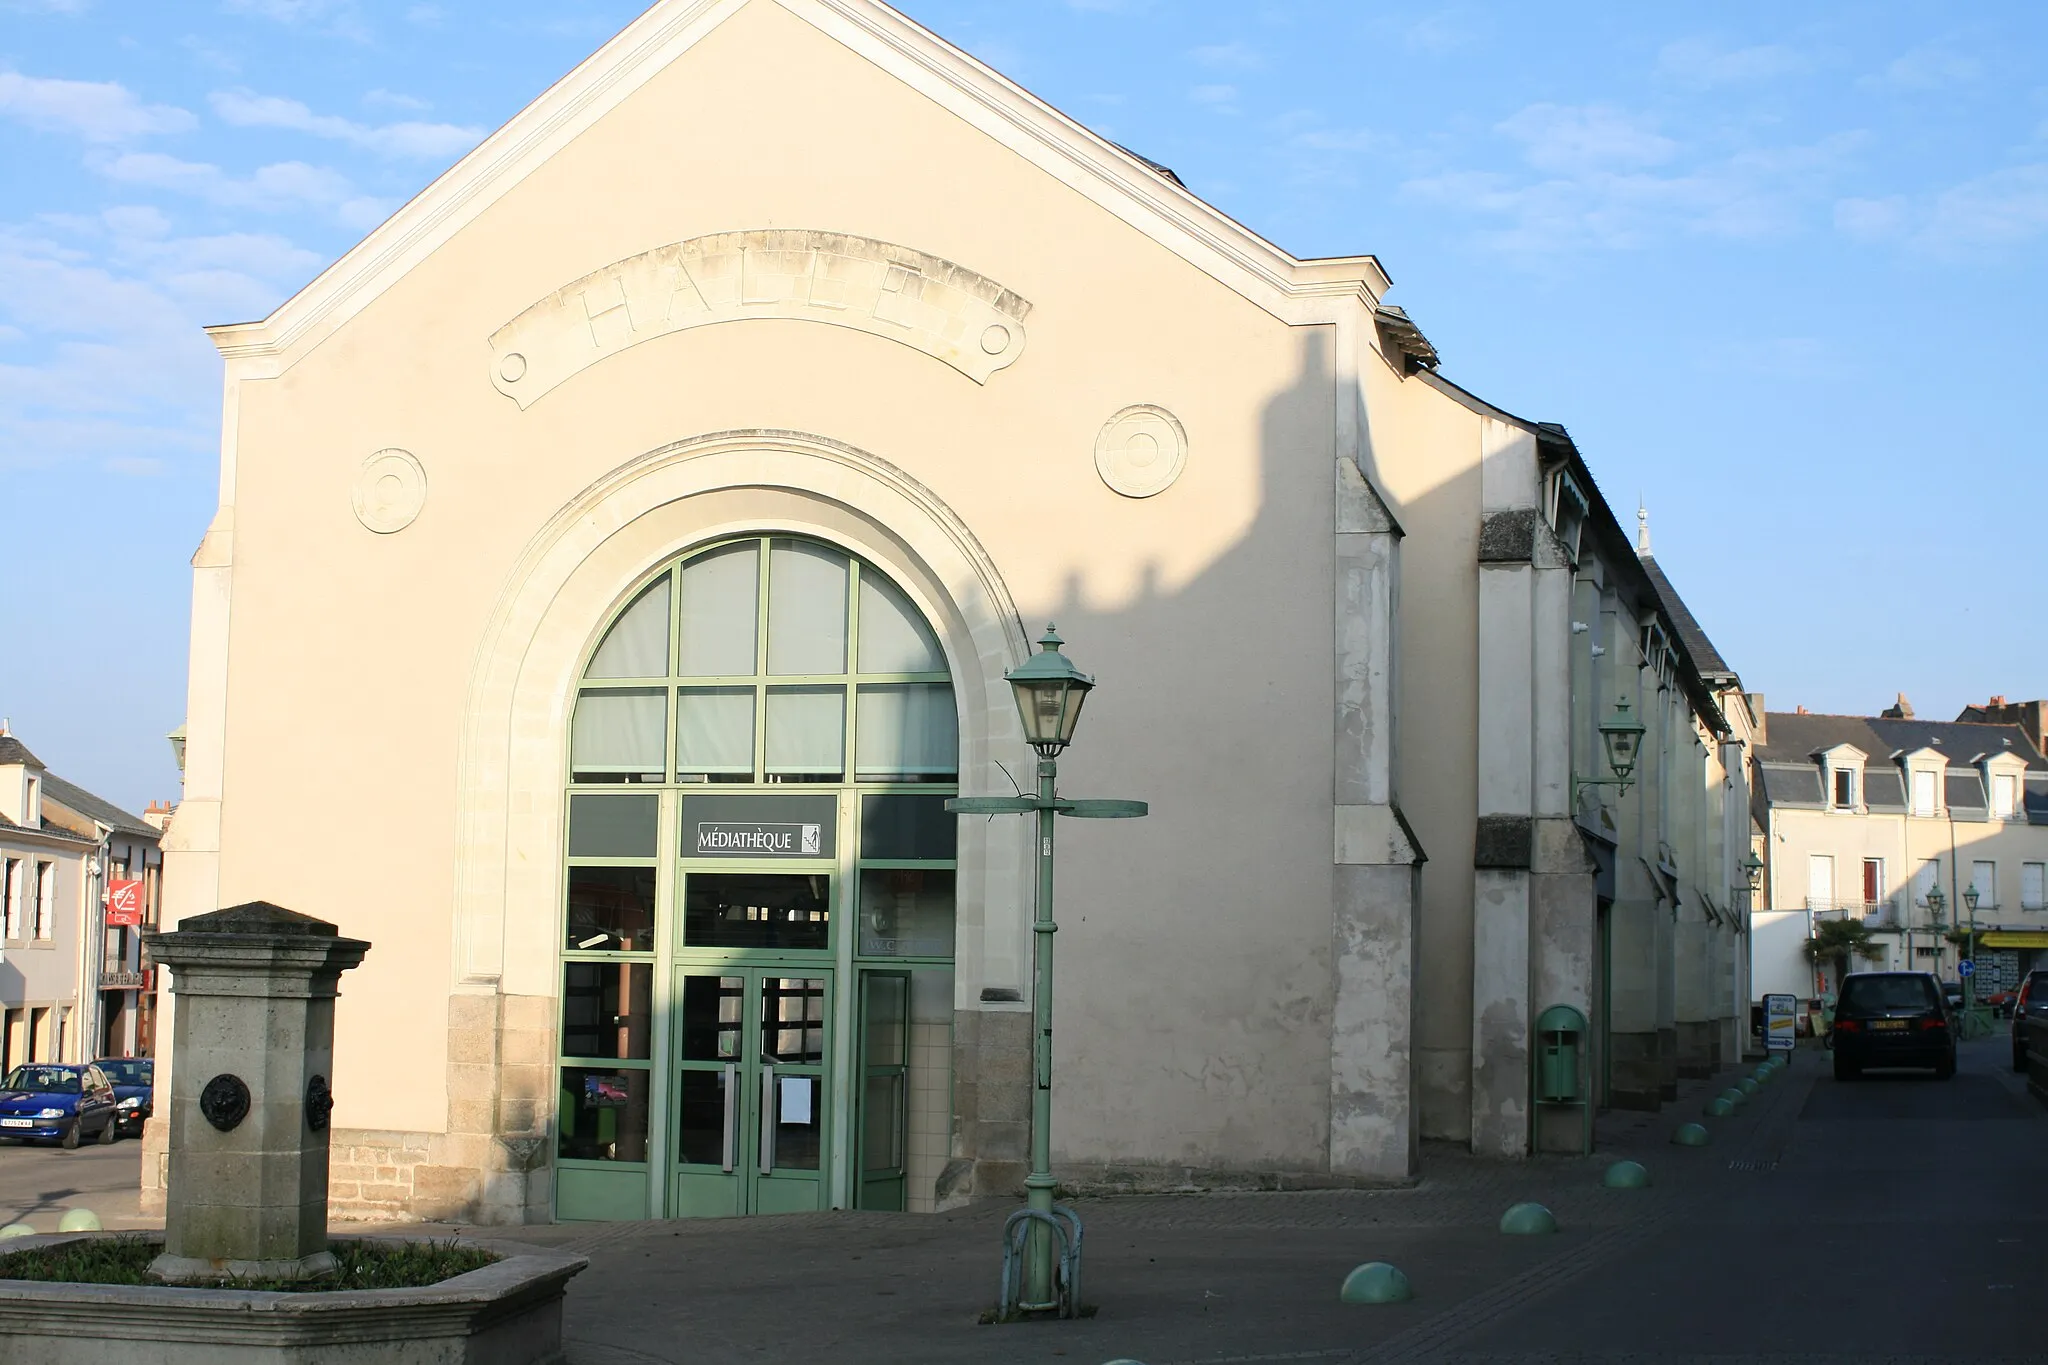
1963,884,1981,1024
1927,884,1947,980
947,625,1147,1319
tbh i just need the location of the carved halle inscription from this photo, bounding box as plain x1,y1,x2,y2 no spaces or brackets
489,229,1031,408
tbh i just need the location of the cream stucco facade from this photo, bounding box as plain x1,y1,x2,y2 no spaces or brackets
1755,704,2048,1004
154,0,1751,1223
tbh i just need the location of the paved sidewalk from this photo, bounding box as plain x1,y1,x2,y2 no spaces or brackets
447,1049,1837,1365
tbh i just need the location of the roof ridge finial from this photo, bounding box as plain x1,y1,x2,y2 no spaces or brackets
1636,498,1651,555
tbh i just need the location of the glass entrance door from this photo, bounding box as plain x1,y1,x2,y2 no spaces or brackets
670,967,832,1217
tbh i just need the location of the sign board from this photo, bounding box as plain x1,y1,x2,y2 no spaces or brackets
102,970,146,990
682,795,836,860
106,880,144,927
1763,993,1798,1053
1958,959,1975,978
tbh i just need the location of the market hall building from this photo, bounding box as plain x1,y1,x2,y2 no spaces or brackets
152,0,1752,1225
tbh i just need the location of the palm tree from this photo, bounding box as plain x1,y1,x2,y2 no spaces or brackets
1804,917,1886,971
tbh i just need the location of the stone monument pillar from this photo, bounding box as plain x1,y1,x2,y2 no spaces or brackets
142,901,370,1283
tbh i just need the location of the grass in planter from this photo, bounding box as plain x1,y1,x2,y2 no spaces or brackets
0,1235,498,1291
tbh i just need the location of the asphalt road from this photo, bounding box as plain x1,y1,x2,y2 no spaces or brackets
0,1127,144,1231
502,1037,2048,1365
1,1039,2040,1365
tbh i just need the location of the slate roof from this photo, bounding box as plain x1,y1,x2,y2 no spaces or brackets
1757,713,2048,772
1638,554,1733,679
0,810,96,847
40,773,158,841
0,736,46,770
1757,711,2047,823
1758,763,1824,808
1864,768,1906,813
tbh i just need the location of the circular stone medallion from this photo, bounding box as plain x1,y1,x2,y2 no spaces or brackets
200,1074,252,1132
1094,405,1188,499
352,449,428,534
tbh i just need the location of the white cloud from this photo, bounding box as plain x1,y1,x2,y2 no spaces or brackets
1658,39,1805,89
1190,84,1239,114
363,88,430,113
1834,195,1907,241
1924,164,2048,248
0,211,321,473
221,0,370,43
1189,42,1263,71
0,72,195,142
1397,9,1482,53
1861,46,1980,93
209,90,480,160
92,150,358,214
1496,104,1676,176
1832,165,2048,253
1403,120,1866,255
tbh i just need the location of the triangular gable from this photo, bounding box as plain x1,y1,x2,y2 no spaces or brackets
1813,743,1867,763
208,0,1389,375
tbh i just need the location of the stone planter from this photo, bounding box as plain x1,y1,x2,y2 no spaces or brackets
0,1233,585,1365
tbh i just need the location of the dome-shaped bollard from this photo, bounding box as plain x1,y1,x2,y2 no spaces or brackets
1603,1160,1651,1189
57,1208,101,1233
1498,1202,1558,1235
1720,1088,1747,1109
0,1223,35,1240
1672,1122,1711,1146
1340,1262,1412,1304
1737,1078,1760,1097
1704,1097,1734,1118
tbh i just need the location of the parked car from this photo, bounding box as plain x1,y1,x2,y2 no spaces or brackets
1830,971,1956,1081
94,1057,154,1136
1940,980,1965,1014
2011,969,2048,1073
0,1064,121,1148
1981,988,2017,1019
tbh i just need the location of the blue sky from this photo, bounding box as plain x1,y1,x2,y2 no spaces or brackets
2,0,2043,811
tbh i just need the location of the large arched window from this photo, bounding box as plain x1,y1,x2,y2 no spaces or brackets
568,537,957,787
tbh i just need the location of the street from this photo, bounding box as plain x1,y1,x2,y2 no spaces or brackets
0,1132,145,1233
3,1039,2041,1364
491,1038,2047,1365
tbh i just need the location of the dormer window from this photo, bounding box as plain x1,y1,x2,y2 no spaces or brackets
1818,744,1866,814
23,774,38,824
1912,769,1938,816
1994,772,2018,817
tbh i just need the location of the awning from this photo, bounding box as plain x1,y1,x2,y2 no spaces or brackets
1979,931,2048,949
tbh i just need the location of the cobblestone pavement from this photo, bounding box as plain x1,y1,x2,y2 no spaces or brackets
427,1037,2046,1365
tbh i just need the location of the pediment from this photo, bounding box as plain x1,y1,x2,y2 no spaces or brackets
1814,743,1867,764
208,0,1390,376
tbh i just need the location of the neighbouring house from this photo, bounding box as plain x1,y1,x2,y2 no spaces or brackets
0,728,166,1070
160,0,1757,1225
1752,701,2048,1006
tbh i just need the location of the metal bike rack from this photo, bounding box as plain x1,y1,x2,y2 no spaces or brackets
996,1205,1084,1319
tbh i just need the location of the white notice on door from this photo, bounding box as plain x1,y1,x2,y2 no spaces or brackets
779,1075,812,1124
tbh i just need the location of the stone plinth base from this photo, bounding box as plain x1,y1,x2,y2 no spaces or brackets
0,1233,584,1365
149,1249,338,1285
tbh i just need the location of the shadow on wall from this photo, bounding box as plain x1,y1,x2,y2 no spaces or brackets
970,327,1471,1170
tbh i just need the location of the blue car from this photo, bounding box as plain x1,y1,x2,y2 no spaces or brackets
0,1064,120,1148
94,1057,154,1136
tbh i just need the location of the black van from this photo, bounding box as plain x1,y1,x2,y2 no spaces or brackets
1830,972,1956,1081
